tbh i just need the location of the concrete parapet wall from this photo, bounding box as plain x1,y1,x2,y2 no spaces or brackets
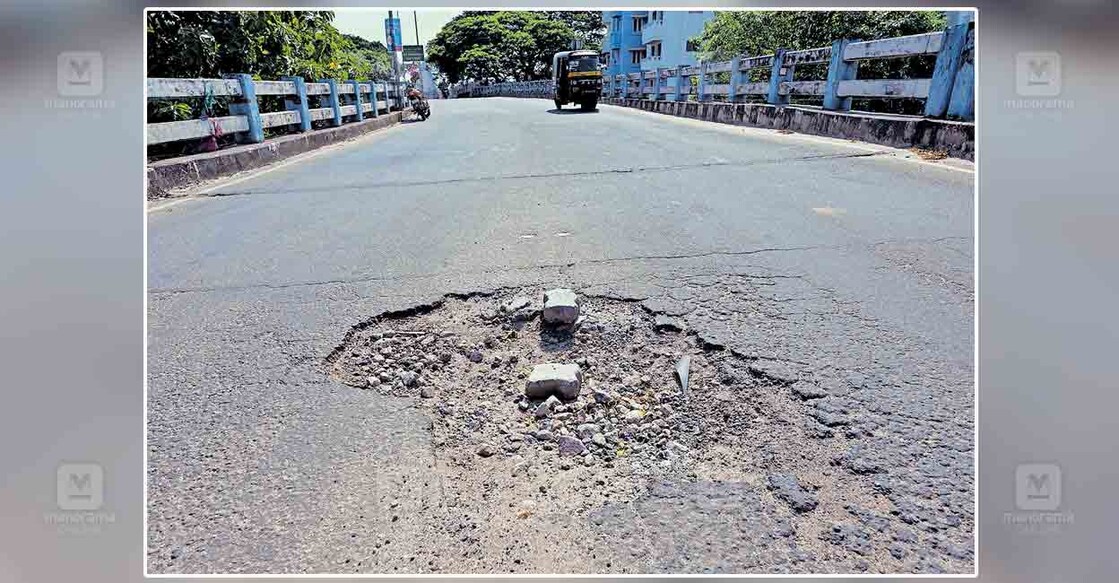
603,97,974,160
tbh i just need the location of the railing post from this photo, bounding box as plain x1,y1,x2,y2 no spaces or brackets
924,21,970,118
823,40,859,112
654,68,663,100
621,74,629,98
697,62,708,102
349,80,364,121
280,75,311,133
317,78,343,126
369,80,379,118
225,74,264,143
767,49,793,106
676,67,687,102
946,13,975,121
727,57,741,102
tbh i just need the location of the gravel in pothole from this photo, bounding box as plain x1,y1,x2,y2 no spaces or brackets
323,288,963,573
328,289,750,486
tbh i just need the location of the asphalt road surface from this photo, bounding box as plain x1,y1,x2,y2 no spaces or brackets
147,97,974,574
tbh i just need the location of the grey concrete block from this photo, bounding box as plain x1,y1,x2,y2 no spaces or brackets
542,288,580,325
525,363,582,400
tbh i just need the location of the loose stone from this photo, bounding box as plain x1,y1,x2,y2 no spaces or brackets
525,363,582,400
542,288,580,326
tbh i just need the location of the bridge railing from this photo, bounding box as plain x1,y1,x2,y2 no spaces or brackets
453,80,553,99
458,13,974,121
146,76,406,147
601,15,973,120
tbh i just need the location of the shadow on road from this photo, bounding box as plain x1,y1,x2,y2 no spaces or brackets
546,108,599,115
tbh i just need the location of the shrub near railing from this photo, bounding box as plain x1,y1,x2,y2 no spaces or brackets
601,14,974,120
146,75,406,150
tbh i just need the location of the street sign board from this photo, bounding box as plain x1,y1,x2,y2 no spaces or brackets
403,45,425,63
385,17,402,52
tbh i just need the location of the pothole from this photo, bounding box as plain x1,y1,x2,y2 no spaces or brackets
328,288,751,479
324,287,868,572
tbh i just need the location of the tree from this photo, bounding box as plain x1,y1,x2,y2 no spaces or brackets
426,11,575,84
146,11,390,81
342,33,393,80
542,11,606,49
697,11,946,60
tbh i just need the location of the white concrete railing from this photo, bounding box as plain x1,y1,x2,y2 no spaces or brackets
146,76,407,146
601,23,974,120
453,80,553,99
456,13,974,120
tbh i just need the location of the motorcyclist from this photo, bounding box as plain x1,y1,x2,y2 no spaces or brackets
406,85,430,120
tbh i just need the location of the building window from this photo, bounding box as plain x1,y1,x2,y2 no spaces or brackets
632,16,644,33
686,39,701,53
629,48,645,65
647,42,662,59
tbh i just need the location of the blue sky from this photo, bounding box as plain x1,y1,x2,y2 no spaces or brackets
332,9,463,47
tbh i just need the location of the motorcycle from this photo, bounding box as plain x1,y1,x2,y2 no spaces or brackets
408,94,431,121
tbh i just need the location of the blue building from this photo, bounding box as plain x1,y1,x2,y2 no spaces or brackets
639,10,714,73
600,11,644,77
600,11,714,76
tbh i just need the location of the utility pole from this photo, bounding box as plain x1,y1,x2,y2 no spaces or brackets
414,11,420,46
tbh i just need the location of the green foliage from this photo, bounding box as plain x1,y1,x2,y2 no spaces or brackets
697,11,946,59
427,11,583,84
541,11,606,48
146,11,391,81
342,33,393,80
698,10,948,107
150,101,193,122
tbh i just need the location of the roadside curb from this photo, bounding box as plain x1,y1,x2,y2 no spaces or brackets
146,111,406,200
602,98,974,161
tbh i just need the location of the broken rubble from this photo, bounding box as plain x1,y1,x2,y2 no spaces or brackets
525,363,582,400
534,395,562,419
542,288,580,326
557,435,588,456
654,314,683,331
767,473,818,513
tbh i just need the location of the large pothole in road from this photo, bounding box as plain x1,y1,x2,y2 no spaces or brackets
325,288,836,572
328,288,794,483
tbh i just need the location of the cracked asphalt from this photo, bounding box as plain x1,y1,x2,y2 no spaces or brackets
147,97,974,574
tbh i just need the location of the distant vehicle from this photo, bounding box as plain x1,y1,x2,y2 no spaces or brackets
551,50,602,111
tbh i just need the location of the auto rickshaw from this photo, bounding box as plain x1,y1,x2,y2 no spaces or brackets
552,50,602,111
